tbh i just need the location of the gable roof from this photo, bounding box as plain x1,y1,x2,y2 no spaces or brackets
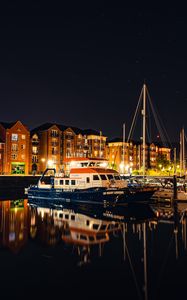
31,123,67,134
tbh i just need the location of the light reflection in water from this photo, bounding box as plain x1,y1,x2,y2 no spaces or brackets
1,199,187,299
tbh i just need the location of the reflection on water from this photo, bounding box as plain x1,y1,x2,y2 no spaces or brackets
1,198,187,299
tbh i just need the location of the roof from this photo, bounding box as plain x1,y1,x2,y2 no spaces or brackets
0,121,17,129
31,123,67,134
31,123,103,136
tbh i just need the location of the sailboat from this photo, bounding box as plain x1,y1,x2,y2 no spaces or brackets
153,127,187,201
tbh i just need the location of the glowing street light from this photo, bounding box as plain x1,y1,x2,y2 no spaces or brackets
47,160,54,168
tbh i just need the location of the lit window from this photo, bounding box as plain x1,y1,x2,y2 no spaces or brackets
32,146,37,154
21,135,25,139
11,134,18,141
21,144,26,150
11,144,18,151
11,153,17,160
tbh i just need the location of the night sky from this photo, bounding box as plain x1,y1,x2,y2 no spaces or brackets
0,3,187,142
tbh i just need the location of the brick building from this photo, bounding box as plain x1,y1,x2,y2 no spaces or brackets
0,121,30,174
0,138,4,174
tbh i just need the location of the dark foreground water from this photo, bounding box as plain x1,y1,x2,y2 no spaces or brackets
0,197,187,300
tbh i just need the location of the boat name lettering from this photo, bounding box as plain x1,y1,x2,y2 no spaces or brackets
103,191,124,195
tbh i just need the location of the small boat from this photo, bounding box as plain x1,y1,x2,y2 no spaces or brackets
26,159,155,205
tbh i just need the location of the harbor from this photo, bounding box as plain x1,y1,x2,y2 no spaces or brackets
1,3,187,299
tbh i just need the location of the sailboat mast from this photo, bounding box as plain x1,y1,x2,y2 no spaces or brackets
180,129,182,177
182,127,185,175
180,127,185,177
142,84,146,179
123,123,126,173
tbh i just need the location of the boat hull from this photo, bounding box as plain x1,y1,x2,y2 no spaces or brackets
27,186,155,205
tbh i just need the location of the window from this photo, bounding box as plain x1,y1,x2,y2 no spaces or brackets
80,235,87,240
93,175,99,180
11,144,18,151
21,135,25,139
100,175,107,180
114,175,120,180
51,130,58,137
21,144,26,150
65,180,69,185
93,224,99,230
60,180,64,185
21,154,25,160
32,146,37,154
32,156,38,163
11,134,18,141
71,180,76,185
11,154,17,160
86,177,90,183
71,215,75,220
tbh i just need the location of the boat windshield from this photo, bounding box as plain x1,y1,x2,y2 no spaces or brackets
100,175,107,180
107,175,114,180
114,175,121,180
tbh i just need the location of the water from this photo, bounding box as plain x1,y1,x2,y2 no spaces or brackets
0,197,187,300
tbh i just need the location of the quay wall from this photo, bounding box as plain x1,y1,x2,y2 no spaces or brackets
0,175,39,199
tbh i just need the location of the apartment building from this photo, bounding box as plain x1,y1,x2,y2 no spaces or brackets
0,121,30,174
0,138,4,174
107,139,171,174
30,123,107,174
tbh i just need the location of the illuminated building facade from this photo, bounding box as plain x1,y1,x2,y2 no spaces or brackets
107,139,171,174
0,138,4,174
30,123,106,174
0,121,30,175
0,200,28,253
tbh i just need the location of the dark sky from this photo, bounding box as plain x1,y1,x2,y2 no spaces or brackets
0,2,187,142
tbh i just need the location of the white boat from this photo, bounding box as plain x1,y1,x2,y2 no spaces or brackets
27,158,156,205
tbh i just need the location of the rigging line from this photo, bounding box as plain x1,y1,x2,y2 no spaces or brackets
127,87,143,143
125,242,143,300
146,90,167,145
146,101,152,143
147,89,172,148
146,91,170,147
147,96,166,145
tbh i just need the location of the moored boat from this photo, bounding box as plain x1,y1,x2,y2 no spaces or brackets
27,159,155,205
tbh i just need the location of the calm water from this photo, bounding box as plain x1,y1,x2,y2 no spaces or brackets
0,196,187,300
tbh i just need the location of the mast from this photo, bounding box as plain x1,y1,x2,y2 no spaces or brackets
182,127,185,175
99,131,102,158
180,127,185,177
122,123,126,174
142,84,146,179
